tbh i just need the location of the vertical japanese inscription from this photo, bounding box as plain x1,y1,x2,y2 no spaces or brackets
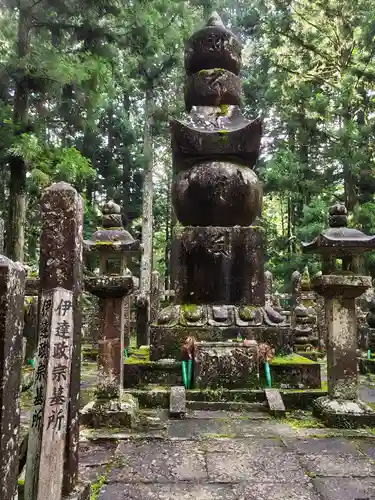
25,288,74,500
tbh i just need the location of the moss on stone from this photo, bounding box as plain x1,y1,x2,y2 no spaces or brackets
270,354,316,365
281,411,324,429
249,225,265,232
203,433,237,438
238,305,257,321
124,357,154,365
218,104,230,115
198,68,225,75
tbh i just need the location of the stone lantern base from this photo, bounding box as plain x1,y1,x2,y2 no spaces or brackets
80,393,139,429
313,396,375,428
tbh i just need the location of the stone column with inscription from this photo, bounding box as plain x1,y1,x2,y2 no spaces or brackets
82,201,141,427
25,289,75,500
28,182,84,497
303,204,375,427
0,256,26,500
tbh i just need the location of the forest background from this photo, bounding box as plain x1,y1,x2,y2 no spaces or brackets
1,0,375,293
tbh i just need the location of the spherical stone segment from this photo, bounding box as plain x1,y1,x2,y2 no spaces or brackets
172,162,262,226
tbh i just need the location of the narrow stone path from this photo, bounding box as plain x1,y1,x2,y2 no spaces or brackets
79,410,375,500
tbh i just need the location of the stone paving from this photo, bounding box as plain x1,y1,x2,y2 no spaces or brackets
79,410,375,500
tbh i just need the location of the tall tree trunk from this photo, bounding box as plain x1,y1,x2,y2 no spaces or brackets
164,168,172,290
7,8,31,262
342,110,357,212
140,86,154,297
122,93,131,216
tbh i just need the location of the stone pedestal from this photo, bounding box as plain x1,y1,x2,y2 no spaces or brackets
194,341,259,389
312,274,375,426
85,276,133,399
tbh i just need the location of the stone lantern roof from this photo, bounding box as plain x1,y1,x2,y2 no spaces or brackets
302,203,375,256
84,200,142,254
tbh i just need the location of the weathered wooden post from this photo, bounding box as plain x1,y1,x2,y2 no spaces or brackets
0,256,26,500
24,182,85,499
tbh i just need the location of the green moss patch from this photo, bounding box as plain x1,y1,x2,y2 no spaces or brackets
282,410,325,429
270,354,316,365
124,357,154,365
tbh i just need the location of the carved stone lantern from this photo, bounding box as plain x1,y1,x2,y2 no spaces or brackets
84,200,142,400
302,203,375,426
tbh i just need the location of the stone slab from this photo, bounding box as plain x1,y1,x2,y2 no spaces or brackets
200,437,284,454
299,452,375,476
265,388,286,417
282,437,362,456
356,438,375,459
312,477,375,500
194,341,259,389
78,441,118,466
110,441,207,482
206,449,309,483
98,482,234,500
167,417,293,439
169,386,186,418
231,482,321,500
98,481,321,500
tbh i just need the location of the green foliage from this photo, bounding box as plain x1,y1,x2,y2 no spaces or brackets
1,0,375,286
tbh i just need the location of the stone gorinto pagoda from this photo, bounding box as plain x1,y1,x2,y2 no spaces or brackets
150,14,288,364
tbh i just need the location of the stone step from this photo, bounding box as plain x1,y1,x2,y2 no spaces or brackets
186,389,265,403
186,400,268,413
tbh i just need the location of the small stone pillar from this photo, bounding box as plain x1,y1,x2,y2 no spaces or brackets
303,203,375,427
0,256,26,500
291,267,319,352
82,201,141,427
136,294,149,348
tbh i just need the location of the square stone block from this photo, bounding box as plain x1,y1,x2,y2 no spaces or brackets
269,359,321,389
194,341,259,389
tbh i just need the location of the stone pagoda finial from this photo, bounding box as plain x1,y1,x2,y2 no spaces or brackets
101,200,122,228
184,13,242,111
328,203,347,228
206,12,225,27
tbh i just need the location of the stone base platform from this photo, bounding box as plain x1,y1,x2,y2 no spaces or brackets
313,396,375,428
122,387,328,411
80,395,139,428
150,325,293,360
359,357,375,374
267,354,321,389
123,359,182,388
